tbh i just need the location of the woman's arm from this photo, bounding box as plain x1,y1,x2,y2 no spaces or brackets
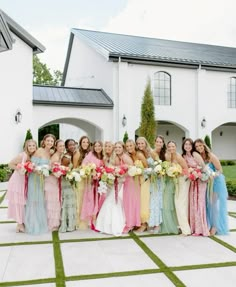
210,153,223,173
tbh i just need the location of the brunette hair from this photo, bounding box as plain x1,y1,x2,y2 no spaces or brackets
155,135,166,161
40,134,56,152
92,140,103,159
78,136,91,164
182,138,194,156
193,138,211,161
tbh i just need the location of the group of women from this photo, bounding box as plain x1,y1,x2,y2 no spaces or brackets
6,133,229,237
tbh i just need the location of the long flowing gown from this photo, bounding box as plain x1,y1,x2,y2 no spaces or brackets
123,175,141,229
185,155,209,236
175,175,191,235
7,152,27,224
25,157,48,235
160,176,179,234
80,152,104,223
96,181,126,236
59,176,77,232
148,157,163,228
140,157,150,223
45,174,61,231
206,162,229,235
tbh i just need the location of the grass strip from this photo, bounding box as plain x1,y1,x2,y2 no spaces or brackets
52,231,66,287
0,277,55,287
0,240,53,248
59,234,131,244
170,261,236,272
0,221,15,224
0,206,8,209
0,191,6,204
66,269,161,282
210,235,236,253
129,232,186,287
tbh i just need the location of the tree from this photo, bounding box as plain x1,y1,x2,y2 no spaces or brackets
33,55,62,85
123,131,129,143
38,124,59,146
204,135,212,149
139,78,157,147
23,129,33,148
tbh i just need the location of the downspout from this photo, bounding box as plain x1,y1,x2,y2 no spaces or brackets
116,56,121,140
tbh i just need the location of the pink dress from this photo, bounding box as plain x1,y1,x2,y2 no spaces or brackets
7,152,27,224
184,154,209,236
80,152,103,222
123,175,141,229
45,173,61,231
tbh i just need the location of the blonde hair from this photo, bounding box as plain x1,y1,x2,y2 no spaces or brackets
23,139,37,156
136,136,152,157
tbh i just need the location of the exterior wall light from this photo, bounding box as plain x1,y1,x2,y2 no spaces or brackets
122,114,127,127
220,131,223,136
201,117,206,128
15,110,22,124
166,130,169,136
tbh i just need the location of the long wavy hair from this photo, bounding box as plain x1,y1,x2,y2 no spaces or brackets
155,135,166,161
182,138,194,156
193,138,211,161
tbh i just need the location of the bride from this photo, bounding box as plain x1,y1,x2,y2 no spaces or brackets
95,141,130,236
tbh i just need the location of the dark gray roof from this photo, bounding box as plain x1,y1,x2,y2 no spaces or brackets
0,9,14,52
0,9,45,54
33,85,113,108
71,28,236,67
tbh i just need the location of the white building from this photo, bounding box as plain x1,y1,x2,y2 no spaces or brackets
1,9,236,162
62,29,236,159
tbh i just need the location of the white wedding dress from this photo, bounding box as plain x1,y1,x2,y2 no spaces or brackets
96,183,126,236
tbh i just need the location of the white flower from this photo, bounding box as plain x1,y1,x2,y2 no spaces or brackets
136,168,142,175
80,169,85,177
154,164,162,173
128,166,137,177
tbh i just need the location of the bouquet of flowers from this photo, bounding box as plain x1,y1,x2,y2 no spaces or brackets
34,164,50,177
128,160,144,177
51,162,69,178
65,168,82,185
79,163,97,179
185,166,202,181
166,162,182,178
17,161,35,175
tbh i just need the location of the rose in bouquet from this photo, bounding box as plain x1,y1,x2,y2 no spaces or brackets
186,166,202,181
51,162,69,178
128,160,144,177
17,161,35,175
79,163,97,179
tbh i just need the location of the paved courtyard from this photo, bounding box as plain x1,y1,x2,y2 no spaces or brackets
0,186,236,287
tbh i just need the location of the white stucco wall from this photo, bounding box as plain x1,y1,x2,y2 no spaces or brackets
65,36,113,98
0,34,33,163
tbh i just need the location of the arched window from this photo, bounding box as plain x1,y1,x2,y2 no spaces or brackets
153,71,171,105
228,77,236,108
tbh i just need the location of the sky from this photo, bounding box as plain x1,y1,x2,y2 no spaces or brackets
1,0,236,72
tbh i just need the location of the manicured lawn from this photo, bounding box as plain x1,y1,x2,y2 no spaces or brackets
223,165,236,181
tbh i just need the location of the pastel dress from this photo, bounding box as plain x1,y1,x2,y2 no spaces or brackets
45,170,61,231
96,178,126,236
206,162,229,235
123,168,141,229
148,157,163,228
174,172,191,235
80,152,103,223
160,174,179,234
7,152,27,224
59,157,77,232
25,157,48,235
140,158,151,224
185,155,209,236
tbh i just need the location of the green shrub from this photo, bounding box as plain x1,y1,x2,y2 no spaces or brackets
123,131,129,144
0,164,12,182
221,160,236,166
227,180,236,197
204,135,211,149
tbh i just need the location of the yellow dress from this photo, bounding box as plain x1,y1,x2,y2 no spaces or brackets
140,175,150,223
74,178,88,229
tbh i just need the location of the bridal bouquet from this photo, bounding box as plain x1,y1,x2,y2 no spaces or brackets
185,166,203,181
79,163,97,179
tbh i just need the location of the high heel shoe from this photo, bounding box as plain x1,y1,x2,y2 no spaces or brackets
136,224,147,233
16,224,25,233
90,221,99,232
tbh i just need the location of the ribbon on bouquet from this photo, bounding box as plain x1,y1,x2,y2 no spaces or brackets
193,180,199,211
114,177,118,204
24,174,28,200
58,177,62,206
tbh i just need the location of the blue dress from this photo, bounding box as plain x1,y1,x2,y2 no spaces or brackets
207,163,229,235
25,157,48,235
148,157,163,228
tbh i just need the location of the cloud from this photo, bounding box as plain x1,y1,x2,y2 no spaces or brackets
104,0,236,48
